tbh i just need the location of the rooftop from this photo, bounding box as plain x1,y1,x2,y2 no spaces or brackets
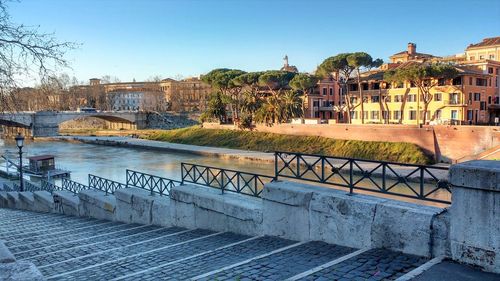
466,36,500,49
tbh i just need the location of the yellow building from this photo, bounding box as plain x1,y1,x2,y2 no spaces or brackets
465,37,500,61
346,38,500,125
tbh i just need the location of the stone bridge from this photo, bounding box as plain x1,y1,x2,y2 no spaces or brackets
0,111,148,137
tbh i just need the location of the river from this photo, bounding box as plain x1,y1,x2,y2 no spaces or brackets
0,139,275,184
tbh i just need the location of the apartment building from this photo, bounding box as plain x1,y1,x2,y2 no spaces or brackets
344,38,500,125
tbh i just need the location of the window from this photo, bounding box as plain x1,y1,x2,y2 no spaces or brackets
350,97,358,104
452,77,462,85
451,110,458,120
382,111,389,120
313,101,319,107
362,84,369,90
329,88,333,96
395,82,404,89
408,94,417,102
474,93,481,101
434,93,442,101
449,93,459,104
371,96,380,103
393,111,401,120
467,110,473,121
468,92,472,102
372,83,380,90
349,84,358,91
394,95,403,102
351,111,358,119
420,111,430,121
385,96,391,102
480,101,486,110
479,55,484,60
409,110,417,120
489,55,495,60
410,81,417,88
437,78,446,86
322,88,327,95
371,111,379,120
488,96,492,104
469,77,473,85
470,56,475,61
476,78,488,86
435,109,442,120
363,111,368,120
489,67,494,74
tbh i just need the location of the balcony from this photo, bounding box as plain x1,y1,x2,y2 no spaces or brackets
446,100,465,106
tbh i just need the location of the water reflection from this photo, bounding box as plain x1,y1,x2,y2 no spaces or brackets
0,140,274,184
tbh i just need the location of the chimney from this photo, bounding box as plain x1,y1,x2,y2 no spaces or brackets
408,43,416,55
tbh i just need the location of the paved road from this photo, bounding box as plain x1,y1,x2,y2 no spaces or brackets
1,208,496,280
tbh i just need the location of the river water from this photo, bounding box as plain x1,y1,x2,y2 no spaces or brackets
0,139,275,184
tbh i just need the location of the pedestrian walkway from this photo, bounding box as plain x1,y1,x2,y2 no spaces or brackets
0,208,497,280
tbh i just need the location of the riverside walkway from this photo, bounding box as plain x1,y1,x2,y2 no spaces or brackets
0,208,496,280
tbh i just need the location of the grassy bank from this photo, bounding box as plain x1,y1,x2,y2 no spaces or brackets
145,127,433,164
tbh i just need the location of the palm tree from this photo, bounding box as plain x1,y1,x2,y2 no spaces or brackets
279,90,303,122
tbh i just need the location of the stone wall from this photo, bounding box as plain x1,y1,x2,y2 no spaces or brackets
202,122,500,163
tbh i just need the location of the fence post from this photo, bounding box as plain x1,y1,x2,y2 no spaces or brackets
274,152,279,181
349,160,354,195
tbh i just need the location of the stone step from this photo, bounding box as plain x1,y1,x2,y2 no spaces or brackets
27,227,188,267
44,232,250,280
2,220,115,245
193,241,356,281
12,224,155,255
114,235,296,280
293,248,429,281
16,225,157,259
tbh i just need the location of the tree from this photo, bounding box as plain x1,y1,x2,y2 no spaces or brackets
384,68,410,124
384,62,458,125
202,68,246,123
232,72,264,121
200,92,227,123
289,73,319,117
0,0,76,111
280,90,303,122
346,52,383,124
316,53,355,123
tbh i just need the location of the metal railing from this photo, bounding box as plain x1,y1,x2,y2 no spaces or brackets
12,180,40,193
126,169,181,196
61,178,90,194
39,180,59,193
275,151,451,204
2,183,12,192
181,163,275,197
88,174,126,195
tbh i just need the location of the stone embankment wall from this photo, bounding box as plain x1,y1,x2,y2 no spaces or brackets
0,160,498,273
203,122,500,163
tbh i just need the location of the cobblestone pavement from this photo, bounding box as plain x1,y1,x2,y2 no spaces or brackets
1,208,498,281
297,248,428,281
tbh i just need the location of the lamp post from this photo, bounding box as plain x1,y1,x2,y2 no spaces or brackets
15,133,24,192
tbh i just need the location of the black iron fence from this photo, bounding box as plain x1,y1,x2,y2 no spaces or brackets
2,183,12,192
13,180,41,193
88,174,126,195
39,180,59,193
61,178,90,194
181,163,275,197
126,169,181,196
274,151,451,204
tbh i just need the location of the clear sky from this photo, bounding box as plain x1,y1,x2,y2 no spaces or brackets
9,0,500,83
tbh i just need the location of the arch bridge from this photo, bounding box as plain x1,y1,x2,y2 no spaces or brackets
0,111,148,137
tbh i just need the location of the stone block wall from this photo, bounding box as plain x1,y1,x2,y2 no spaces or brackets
449,160,499,273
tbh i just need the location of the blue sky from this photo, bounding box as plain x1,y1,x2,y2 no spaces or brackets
10,0,500,83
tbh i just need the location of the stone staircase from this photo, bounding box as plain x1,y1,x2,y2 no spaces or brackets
0,208,431,280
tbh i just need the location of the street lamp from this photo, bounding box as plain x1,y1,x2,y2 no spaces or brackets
15,133,24,192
